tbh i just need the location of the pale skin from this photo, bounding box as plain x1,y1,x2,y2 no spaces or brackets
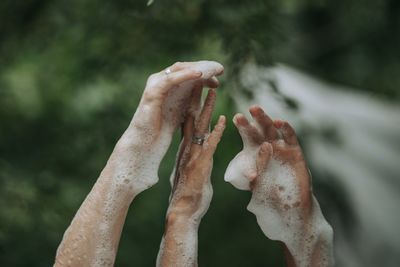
55,60,332,267
157,87,226,267
232,105,334,267
54,61,223,267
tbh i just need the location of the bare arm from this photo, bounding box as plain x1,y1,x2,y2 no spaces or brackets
225,105,334,267
157,88,226,267
54,61,224,267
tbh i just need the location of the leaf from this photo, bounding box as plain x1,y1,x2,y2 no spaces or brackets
147,0,154,6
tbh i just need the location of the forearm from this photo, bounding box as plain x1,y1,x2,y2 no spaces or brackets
284,226,333,267
54,177,134,266
157,213,200,267
283,199,334,267
55,129,153,266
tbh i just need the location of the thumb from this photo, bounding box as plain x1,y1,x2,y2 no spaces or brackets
256,142,273,174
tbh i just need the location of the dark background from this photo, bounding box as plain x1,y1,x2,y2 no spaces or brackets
1,0,399,266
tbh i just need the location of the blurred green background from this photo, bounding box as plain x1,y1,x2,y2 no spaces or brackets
1,0,399,266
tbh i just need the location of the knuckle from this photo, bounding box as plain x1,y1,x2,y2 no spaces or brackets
146,73,160,87
162,74,172,85
142,90,158,102
147,73,158,82
172,62,183,68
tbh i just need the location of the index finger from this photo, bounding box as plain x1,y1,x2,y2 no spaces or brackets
145,69,202,101
194,89,217,136
204,115,226,157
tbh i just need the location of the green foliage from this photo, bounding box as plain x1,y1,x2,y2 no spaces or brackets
0,0,398,266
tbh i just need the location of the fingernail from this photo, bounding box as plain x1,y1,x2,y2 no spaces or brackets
219,115,226,125
274,120,283,128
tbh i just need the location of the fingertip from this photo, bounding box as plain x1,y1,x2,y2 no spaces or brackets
246,170,258,182
204,77,219,88
249,104,262,114
216,65,224,76
273,119,284,129
233,113,248,126
232,113,240,125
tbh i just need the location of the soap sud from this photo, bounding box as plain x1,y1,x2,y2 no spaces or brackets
91,61,223,266
56,61,223,267
123,60,224,194
225,154,334,267
157,224,199,267
224,147,258,190
157,154,212,266
166,132,214,223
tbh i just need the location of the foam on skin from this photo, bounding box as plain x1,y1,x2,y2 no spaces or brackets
121,60,224,194
94,61,223,266
225,151,334,267
156,142,214,266
56,61,223,267
224,147,258,190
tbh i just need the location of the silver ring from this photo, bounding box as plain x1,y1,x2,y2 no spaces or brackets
192,135,205,145
165,68,171,75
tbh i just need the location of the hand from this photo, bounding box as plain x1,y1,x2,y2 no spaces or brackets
167,87,226,222
55,62,224,267
156,87,225,267
231,105,312,214
225,105,333,267
127,61,223,149
112,61,224,194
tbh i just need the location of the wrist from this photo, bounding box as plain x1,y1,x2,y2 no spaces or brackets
285,212,334,267
165,211,201,230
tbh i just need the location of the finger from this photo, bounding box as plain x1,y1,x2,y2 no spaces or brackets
233,113,264,146
183,114,195,142
177,113,195,168
203,76,220,88
195,89,217,135
249,105,278,141
157,68,202,96
188,81,203,116
256,142,273,173
274,120,299,146
204,115,226,156
168,61,187,72
168,62,219,88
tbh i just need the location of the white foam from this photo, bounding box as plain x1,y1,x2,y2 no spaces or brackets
225,154,334,267
224,147,258,190
156,152,213,266
121,60,224,194
157,223,199,267
94,61,223,264
56,61,223,267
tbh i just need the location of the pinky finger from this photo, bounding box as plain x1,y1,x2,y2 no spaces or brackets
205,115,226,156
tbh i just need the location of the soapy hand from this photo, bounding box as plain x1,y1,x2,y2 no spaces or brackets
112,61,224,194
126,61,223,148
54,61,225,267
156,86,225,267
232,105,312,214
168,87,226,221
225,105,333,267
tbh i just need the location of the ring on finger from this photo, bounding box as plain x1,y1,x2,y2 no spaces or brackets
192,135,206,145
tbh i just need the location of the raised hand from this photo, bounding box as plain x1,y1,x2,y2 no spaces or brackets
157,88,226,267
225,105,334,267
117,61,224,194
54,61,223,267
